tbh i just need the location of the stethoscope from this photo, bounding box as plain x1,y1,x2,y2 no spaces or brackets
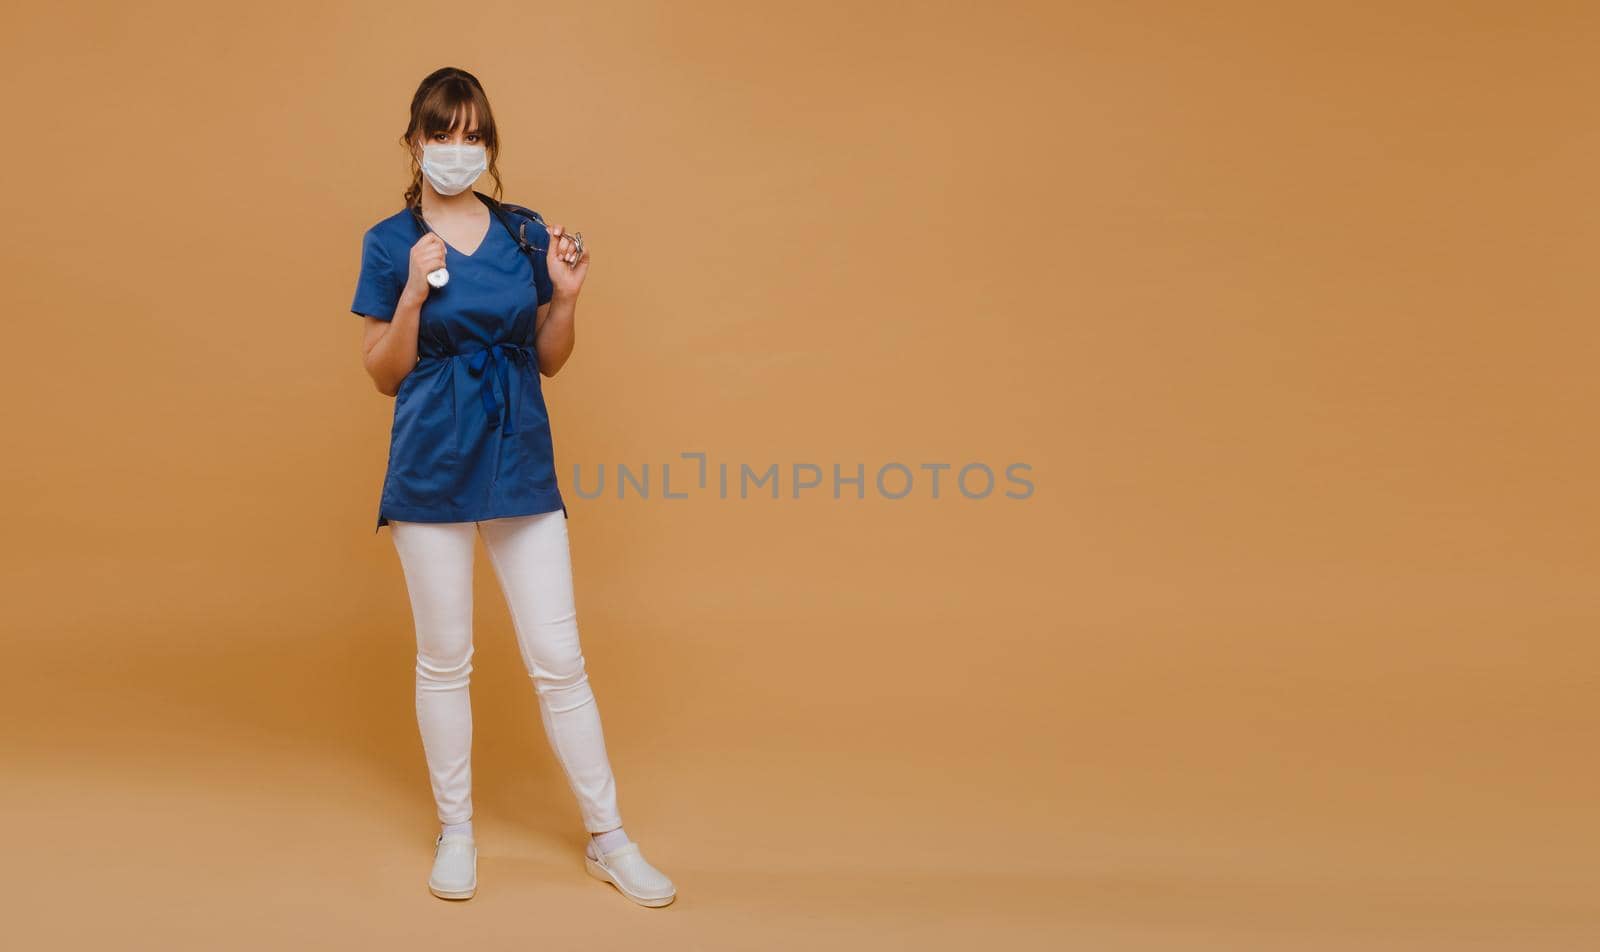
408,194,583,290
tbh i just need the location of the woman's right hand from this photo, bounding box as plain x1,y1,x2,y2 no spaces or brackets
402,233,447,303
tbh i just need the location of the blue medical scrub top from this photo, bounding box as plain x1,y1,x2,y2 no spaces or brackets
350,193,567,533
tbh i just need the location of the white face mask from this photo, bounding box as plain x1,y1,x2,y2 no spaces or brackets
420,142,487,196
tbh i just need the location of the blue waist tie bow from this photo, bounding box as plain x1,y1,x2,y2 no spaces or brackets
464,342,538,436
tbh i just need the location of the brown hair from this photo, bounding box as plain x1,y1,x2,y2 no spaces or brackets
399,67,505,211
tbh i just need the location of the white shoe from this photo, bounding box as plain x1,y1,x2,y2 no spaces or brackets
585,841,676,907
428,832,477,900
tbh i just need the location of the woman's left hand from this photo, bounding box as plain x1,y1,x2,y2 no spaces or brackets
545,222,589,298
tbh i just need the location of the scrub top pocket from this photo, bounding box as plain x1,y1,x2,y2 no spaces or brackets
513,379,560,495
389,367,459,496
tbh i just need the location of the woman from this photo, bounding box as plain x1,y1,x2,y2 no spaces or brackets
348,67,675,906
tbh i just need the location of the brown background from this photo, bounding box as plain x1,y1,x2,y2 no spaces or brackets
2,1,1596,948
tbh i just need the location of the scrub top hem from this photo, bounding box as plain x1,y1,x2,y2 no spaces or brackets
375,493,567,533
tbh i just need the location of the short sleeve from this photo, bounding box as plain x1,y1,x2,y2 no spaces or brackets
503,203,556,308
350,228,400,320
531,219,554,308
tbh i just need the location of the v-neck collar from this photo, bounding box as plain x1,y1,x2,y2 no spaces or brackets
424,191,496,258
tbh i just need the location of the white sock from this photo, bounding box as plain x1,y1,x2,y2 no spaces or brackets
587,826,630,859
442,820,473,840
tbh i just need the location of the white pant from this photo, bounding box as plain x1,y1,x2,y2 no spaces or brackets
388,510,622,833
